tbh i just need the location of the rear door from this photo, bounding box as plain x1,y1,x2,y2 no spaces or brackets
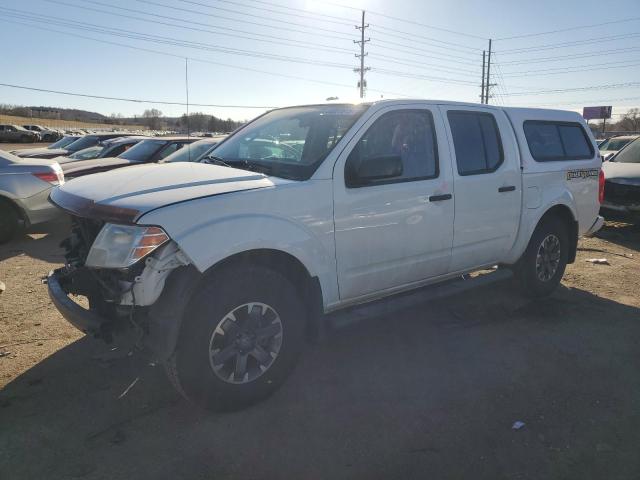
440,106,522,272
333,104,455,300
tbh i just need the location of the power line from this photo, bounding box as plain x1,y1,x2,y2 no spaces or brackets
498,59,640,78
368,53,479,76
129,0,482,64
6,9,484,91
3,9,355,69
42,0,353,54
1,18,415,99
177,0,354,27
503,82,640,97
495,15,640,41
0,82,278,108
41,0,482,73
524,96,640,108
367,25,482,55
370,67,479,87
138,0,354,37
496,31,640,55
498,45,640,66
368,39,480,65
371,24,481,53
301,0,488,40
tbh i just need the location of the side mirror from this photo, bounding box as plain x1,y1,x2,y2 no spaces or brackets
347,152,403,186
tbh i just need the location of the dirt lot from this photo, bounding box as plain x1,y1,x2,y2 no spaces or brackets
1,217,640,479
2,142,47,152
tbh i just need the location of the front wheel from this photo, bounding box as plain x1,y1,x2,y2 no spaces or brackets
516,217,569,298
165,265,306,411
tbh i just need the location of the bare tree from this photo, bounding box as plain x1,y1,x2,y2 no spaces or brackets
619,108,640,132
142,109,163,129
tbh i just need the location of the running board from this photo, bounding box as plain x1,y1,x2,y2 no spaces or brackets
328,268,514,330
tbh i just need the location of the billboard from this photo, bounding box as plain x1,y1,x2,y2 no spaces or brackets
583,106,612,120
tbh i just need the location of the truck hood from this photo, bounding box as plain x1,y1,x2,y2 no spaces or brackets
49,162,276,223
602,161,640,185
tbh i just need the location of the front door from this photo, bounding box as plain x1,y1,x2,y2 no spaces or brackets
333,105,455,301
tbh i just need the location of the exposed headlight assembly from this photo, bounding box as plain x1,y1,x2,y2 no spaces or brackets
85,223,169,269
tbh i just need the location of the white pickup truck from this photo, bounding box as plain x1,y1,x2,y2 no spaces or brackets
47,100,604,410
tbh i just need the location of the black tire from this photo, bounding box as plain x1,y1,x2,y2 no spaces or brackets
0,201,20,244
516,216,569,298
166,265,307,411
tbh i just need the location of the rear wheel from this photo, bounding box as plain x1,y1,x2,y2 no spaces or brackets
516,217,569,297
0,201,20,244
166,265,306,411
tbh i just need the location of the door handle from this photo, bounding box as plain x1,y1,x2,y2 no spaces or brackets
498,186,516,193
429,194,452,202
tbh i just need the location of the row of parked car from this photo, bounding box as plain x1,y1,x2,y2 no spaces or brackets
0,123,180,143
0,132,226,242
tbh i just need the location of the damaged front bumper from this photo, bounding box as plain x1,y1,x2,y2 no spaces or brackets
46,263,202,361
47,268,107,335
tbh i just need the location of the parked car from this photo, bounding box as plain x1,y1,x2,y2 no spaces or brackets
0,150,64,243
22,125,63,142
9,135,80,158
601,136,640,216
159,137,226,163
46,100,603,411
61,136,199,179
599,135,639,161
0,125,40,143
52,136,148,164
12,133,126,159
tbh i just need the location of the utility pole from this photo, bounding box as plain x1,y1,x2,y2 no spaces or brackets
354,10,370,99
480,50,486,104
485,39,494,104
185,57,190,137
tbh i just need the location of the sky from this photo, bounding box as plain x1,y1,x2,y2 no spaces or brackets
1,0,639,122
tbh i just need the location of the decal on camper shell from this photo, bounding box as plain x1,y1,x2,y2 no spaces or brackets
566,169,599,181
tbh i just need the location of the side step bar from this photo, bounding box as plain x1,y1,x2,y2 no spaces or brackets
328,268,513,330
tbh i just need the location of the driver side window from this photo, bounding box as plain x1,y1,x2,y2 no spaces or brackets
345,109,439,188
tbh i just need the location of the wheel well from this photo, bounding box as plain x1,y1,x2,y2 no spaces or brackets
538,205,578,264
0,195,27,226
207,249,324,341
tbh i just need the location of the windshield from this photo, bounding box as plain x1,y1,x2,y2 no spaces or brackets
161,140,218,163
612,138,640,163
601,137,636,151
118,139,165,162
68,145,103,160
210,104,369,180
48,136,77,149
65,135,102,152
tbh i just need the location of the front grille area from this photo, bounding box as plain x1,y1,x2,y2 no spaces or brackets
61,215,105,266
604,181,640,206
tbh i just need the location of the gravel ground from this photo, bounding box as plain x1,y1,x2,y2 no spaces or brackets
1,217,640,479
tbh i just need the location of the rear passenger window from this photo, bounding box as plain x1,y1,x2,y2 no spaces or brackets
447,111,503,176
523,121,594,161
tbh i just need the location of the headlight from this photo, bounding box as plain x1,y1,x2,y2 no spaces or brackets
85,223,169,269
